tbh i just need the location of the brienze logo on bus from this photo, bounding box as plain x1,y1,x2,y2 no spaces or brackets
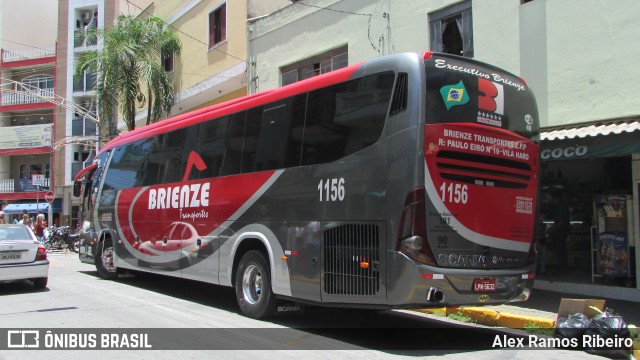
148,183,210,210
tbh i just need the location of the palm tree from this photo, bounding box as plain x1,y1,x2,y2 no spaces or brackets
76,15,181,135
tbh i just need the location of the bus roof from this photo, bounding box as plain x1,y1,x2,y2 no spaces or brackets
98,62,362,154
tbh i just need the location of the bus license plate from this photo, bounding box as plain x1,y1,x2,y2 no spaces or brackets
473,279,496,292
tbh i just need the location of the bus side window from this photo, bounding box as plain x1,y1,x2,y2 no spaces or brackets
251,95,305,172
196,116,229,179
160,128,190,184
219,112,245,177
240,107,262,173
302,72,393,166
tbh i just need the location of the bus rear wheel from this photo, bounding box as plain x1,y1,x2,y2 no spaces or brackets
235,250,276,319
96,240,117,279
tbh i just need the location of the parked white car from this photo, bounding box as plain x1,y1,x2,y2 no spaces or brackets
0,224,49,289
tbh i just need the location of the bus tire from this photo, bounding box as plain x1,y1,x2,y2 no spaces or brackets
235,250,277,319
96,240,117,279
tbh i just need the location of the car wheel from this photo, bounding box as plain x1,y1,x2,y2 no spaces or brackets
235,250,277,319
33,277,48,289
95,241,117,279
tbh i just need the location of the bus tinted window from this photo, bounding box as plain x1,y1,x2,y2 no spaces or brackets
107,139,156,190
242,95,306,173
159,127,192,184
425,54,539,139
219,112,246,177
141,136,163,186
196,116,230,179
303,72,394,165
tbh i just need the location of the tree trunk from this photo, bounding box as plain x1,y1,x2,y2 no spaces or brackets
146,88,153,126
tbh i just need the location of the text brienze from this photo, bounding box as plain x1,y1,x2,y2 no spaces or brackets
148,183,210,209
492,334,633,348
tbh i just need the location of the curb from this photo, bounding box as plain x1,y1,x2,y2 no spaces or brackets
416,307,556,328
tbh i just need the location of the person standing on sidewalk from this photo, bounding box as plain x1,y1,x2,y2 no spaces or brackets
547,192,570,273
33,214,48,244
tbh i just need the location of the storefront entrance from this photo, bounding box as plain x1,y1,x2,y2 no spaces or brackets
538,122,640,299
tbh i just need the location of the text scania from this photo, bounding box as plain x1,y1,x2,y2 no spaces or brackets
148,183,210,210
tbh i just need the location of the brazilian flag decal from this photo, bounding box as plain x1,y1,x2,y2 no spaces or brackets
439,81,469,110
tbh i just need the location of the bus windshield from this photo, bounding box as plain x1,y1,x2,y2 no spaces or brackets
425,53,538,140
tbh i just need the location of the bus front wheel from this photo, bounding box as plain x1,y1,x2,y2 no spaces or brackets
235,250,276,319
96,240,117,279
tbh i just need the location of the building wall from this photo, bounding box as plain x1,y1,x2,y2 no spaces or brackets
0,0,58,50
249,0,640,129
543,0,640,126
137,0,287,119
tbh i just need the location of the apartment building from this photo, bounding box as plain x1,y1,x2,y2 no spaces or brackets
54,0,289,225
56,0,153,226
247,0,640,300
137,0,290,124
0,0,59,221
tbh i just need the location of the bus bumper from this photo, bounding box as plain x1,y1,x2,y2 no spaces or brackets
387,251,534,308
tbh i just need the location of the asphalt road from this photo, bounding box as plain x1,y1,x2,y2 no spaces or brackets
0,251,606,360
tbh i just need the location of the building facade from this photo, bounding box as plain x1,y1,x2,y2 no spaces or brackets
0,0,59,221
247,0,640,300
56,0,152,226
134,0,290,126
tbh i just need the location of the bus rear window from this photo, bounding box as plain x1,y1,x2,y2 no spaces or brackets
425,54,539,140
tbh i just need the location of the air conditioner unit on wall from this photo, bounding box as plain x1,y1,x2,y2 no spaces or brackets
80,11,92,21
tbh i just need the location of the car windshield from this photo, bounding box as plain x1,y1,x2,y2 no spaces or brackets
0,227,31,241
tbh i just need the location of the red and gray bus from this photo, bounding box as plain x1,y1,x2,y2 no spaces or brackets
74,51,539,319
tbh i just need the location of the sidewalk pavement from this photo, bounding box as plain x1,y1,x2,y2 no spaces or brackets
416,288,640,358
418,288,640,328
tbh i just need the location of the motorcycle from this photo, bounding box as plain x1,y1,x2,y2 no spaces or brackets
44,226,80,253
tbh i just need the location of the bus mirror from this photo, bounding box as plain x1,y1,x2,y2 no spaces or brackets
73,181,82,197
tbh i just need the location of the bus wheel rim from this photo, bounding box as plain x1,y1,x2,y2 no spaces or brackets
242,264,262,305
102,247,116,272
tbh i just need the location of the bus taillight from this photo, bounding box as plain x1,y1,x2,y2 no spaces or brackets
397,187,436,266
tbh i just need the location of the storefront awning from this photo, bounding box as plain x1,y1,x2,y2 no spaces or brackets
2,199,62,214
541,118,640,161
542,118,640,140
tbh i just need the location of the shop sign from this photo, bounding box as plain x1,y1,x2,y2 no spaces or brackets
541,133,640,161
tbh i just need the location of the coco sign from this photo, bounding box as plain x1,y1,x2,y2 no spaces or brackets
540,145,588,160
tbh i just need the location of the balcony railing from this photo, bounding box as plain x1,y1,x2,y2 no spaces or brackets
73,73,97,92
2,46,56,63
1,87,54,106
0,178,50,194
74,30,98,48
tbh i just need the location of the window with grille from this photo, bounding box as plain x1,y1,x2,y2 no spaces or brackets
280,46,348,86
